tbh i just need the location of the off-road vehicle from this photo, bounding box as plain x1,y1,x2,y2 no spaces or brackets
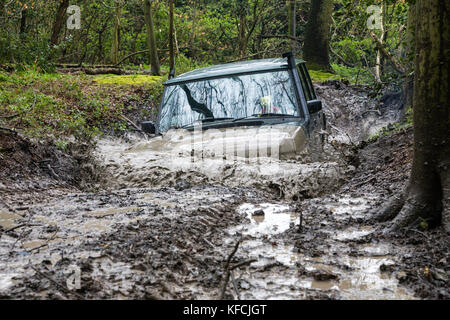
142,52,326,160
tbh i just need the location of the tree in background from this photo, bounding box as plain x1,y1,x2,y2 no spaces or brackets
287,0,296,51
377,0,449,233
303,0,333,71
169,0,175,78
50,0,70,46
143,0,160,75
110,1,124,65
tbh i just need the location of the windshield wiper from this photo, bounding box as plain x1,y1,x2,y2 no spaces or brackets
232,113,298,122
181,117,234,128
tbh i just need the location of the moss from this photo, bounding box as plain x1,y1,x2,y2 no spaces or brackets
309,70,343,82
92,74,163,86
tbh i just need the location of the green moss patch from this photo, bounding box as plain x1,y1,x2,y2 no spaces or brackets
92,74,163,86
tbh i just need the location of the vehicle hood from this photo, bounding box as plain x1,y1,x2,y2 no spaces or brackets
133,124,307,160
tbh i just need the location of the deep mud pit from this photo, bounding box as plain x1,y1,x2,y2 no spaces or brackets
1,82,446,300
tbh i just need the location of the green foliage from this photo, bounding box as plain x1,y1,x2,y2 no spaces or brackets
0,71,153,140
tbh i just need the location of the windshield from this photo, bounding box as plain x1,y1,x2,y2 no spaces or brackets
158,70,300,132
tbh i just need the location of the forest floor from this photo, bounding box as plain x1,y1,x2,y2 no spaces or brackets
0,79,448,300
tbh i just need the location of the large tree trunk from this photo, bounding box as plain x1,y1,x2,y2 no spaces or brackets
402,4,416,111
143,0,161,76
303,0,333,71
50,0,70,46
381,0,449,233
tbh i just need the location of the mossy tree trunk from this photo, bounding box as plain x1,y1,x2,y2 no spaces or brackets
143,0,160,76
379,0,450,234
303,0,333,72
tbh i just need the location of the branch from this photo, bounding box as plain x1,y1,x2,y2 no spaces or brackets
219,238,241,300
329,46,356,68
369,31,405,74
259,34,303,42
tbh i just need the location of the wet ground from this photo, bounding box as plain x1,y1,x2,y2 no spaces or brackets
0,82,448,300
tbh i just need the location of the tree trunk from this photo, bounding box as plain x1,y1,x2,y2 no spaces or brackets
382,0,450,233
287,0,296,51
19,7,27,36
375,2,385,83
169,0,175,78
50,0,70,46
303,0,333,72
403,4,416,111
143,0,161,76
110,5,122,65
237,0,248,59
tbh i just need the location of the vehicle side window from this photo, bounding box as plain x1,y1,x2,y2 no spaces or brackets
297,64,311,101
298,64,317,101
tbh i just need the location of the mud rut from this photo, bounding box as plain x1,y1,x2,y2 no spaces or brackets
0,82,417,300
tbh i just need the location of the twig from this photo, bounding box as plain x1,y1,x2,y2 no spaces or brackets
219,238,241,300
230,259,257,270
31,266,84,299
329,46,356,68
0,126,17,135
3,223,40,233
28,229,59,252
0,113,19,119
404,227,430,240
230,271,240,300
119,114,145,133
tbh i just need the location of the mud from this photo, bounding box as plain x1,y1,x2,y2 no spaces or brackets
0,81,448,300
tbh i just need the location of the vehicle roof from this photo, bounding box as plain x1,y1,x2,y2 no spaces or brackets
164,57,305,85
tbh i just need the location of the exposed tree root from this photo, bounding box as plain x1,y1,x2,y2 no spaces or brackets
370,193,405,222
382,191,444,235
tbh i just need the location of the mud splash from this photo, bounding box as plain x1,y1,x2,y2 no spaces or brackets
96,132,351,200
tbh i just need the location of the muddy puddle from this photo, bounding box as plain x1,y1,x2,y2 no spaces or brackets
216,197,416,300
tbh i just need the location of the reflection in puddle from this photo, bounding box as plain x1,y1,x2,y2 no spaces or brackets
333,226,374,241
228,200,416,300
236,203,297,236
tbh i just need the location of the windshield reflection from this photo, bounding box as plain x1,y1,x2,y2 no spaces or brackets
159,70,300,132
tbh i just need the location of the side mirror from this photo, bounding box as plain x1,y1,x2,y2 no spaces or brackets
307,100,322,114
141,121,156,134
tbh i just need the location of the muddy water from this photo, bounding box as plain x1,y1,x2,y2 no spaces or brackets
0,96,410,299
96,131,350,200
218,197,416,300
0,135,416,299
